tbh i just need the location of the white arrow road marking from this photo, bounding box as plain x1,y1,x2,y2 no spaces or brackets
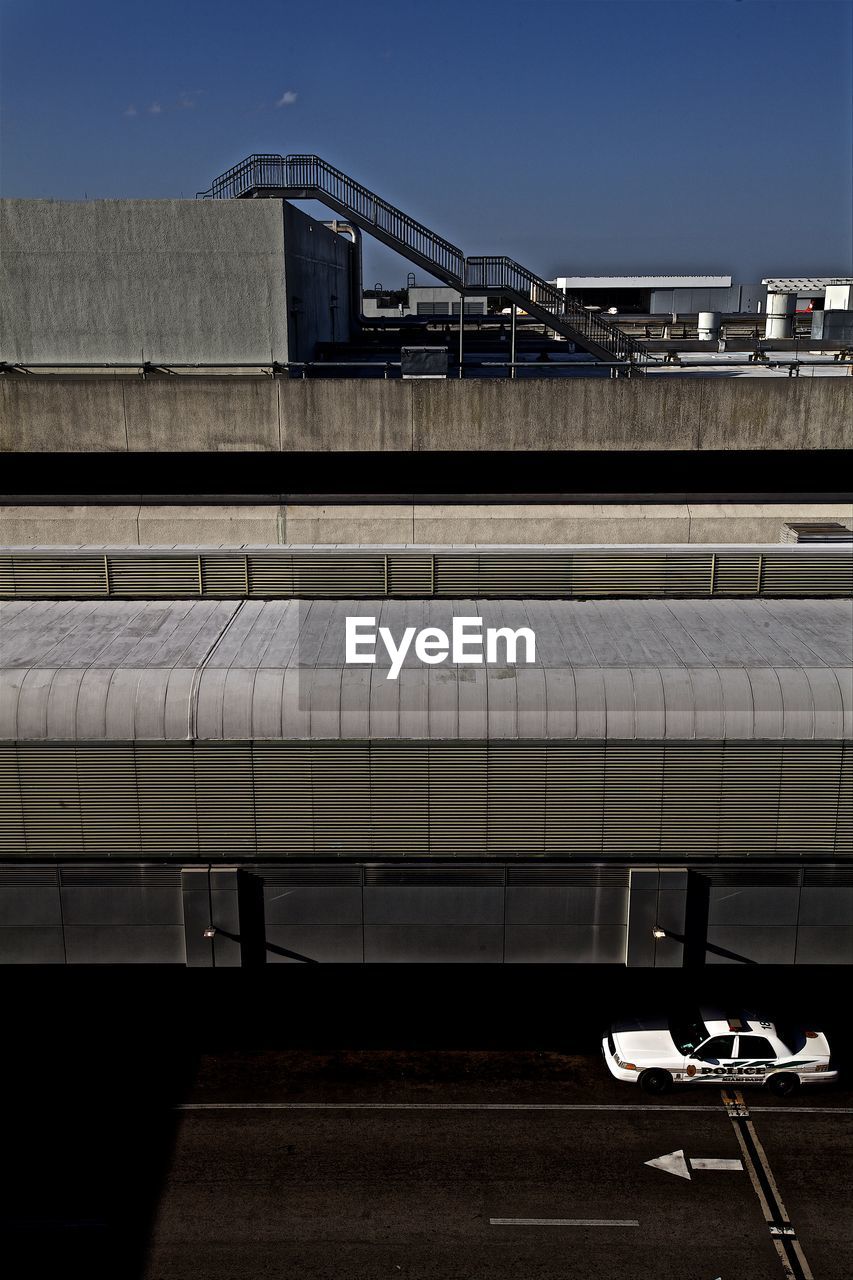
490,1219,639,1227
645,1149,691,1180
645,1150,743,1179
690,1158,743,1172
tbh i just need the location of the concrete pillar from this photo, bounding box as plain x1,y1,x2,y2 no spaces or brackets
625,868,689,968
764,292,796,339
181,866,243,967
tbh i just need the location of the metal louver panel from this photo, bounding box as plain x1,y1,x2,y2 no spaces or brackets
545,744,605,854
291,557,385,597
16,745,84,853
570,555,711,597
194,743,256,854
59,865,182,886
0,866,59,885
603,744,664,856
253,743,313,855
802,865,853,887
660,744,723,856
714,555,763,595
9,555,107,596
836,743,852,856
363,864,506,886
428,744,488,855
107,556,200,596
369,743,429,855
477,557,570,597
311,743,371,854
201,556,247,596
718,744,782,857
259,864,363,886
0,556,15,595
1,550,850,599
488,744,546,854
386,556,433,596
506,865,629,886
135,744,199,856
700,867,803,887
245,556,295,597
1,741,849,860
433,555,480,596
762,555,853,596
0,746,25,853
776,744,842,856
75,745,141,853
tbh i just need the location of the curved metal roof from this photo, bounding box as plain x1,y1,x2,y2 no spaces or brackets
1,597,850,742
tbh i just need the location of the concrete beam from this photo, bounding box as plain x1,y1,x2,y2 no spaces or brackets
2,377,850,455
3,502,851,546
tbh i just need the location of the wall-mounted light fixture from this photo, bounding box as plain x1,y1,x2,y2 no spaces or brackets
203,925,216,940
652,925,667,939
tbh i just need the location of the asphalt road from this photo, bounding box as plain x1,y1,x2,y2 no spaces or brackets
2,968,851,1279
142,1052,853,1280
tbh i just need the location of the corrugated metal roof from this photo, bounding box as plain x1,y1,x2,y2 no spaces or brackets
1,598,850,742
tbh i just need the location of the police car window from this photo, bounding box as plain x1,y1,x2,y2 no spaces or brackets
670,1016,709,1055
697,1035,735,1060
737,1035,776,1059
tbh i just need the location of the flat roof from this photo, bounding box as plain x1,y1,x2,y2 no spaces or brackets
2,598,849,743
553,276,733,289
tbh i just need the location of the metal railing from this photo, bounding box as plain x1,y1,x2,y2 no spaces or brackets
200,155,650,365
200,153,465,286
465,256,647,364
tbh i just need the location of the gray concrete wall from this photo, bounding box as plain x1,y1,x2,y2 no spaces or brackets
1,375,850,453
2,502,850,545
0,199,290,364
283,205,353,362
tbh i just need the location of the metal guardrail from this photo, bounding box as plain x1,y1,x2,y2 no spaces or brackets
465,256,647,364
200,154,646,366
200,153,465,286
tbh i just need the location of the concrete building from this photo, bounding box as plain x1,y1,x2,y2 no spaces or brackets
1,153,851,970
1,559,851,966
551,276,768,315
0,198,355,365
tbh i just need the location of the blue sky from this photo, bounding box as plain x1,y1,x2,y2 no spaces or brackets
1,0,851,285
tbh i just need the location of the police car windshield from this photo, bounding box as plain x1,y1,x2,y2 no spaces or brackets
669,1015,709,1055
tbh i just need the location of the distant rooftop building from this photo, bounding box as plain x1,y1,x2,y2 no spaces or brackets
550,275,767,316
554,275,732,290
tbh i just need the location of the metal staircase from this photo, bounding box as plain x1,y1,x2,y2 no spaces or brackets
200,153,647,367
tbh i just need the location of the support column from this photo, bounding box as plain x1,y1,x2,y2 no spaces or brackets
181,866,243,967
626,868,689,968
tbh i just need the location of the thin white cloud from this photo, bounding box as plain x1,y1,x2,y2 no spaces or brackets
276,90,298,107
124,105,138,117
148,102,162,115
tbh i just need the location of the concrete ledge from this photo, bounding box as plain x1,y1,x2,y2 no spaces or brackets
2,502,850,545
2,377,850,454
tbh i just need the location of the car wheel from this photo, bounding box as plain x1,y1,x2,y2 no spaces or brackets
766,1072,800,1098
639,1068,673,1095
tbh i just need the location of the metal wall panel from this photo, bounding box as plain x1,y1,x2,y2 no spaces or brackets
505,887,628,926
0,927,65,963
62,925,186,964
504,925,627,964
705,926,797,966
364,925,504,963
362,886,504,926
264,925,363,963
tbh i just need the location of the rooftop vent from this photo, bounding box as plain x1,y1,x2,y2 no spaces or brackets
780,522,853,544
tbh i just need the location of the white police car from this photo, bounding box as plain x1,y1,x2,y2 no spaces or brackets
602,1010,837,1096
